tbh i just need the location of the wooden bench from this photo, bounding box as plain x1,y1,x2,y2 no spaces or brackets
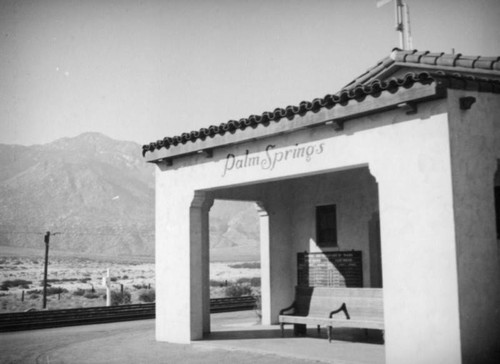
278,286,384,342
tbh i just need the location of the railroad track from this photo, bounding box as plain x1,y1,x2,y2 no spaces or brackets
0,296,257,332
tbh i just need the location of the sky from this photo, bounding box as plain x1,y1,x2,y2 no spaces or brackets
0,0,499,147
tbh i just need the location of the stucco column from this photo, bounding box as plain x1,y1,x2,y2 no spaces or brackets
155,180,212,343
447,90,500,363
155,181,192,343
256,202,271,325
370,141,462,364
266,188,295,324
190,191,214,337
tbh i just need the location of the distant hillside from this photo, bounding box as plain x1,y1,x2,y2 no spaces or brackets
0,133,259,258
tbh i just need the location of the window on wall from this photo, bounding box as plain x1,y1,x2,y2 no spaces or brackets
316,204,337,247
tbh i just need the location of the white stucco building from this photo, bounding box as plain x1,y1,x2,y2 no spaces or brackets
143,49,500,364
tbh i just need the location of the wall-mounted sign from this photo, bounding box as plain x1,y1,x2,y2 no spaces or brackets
222,143,325,177
297,251,363,288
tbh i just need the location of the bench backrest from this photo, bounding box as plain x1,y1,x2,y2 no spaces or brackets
294,286,384,321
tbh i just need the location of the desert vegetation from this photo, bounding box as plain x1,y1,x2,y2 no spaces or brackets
0,255,155,312
0,254,260,312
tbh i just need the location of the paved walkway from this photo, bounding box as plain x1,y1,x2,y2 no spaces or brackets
0,311,385,364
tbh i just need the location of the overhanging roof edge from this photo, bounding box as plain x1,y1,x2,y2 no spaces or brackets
145,82,443,164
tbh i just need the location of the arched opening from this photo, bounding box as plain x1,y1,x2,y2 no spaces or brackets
201,166,382,337
209,199,261,329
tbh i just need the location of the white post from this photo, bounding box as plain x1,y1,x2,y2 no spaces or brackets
102,268,111,306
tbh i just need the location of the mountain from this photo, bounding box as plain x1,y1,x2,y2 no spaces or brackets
210,201,260,249
0,133,259,258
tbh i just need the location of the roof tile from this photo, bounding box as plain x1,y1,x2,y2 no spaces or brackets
474,56,500,70
455,55,480,68
143,50,500,157
142,72,442,156
393,49,416,62
404,50,430,63
436,54,459,67
420,52,445,65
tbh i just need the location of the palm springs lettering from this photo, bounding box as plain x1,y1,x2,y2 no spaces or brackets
222,143,325,177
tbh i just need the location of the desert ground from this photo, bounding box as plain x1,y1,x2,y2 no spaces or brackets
0,248,261,313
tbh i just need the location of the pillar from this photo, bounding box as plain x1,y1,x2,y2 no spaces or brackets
265,186,295,324
190,191,213,338
370,129,462,364
256,201,271,325
447,90,500,363
155,185,212,343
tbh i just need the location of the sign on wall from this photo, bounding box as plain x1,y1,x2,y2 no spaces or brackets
297,251,363,287
222,143,325,177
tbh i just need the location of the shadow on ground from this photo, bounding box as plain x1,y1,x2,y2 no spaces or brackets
206,327,384,345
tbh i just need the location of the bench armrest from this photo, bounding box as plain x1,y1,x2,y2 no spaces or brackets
329,302,350,320
279,301,296,315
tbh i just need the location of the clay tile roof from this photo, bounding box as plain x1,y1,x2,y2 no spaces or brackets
142,49,500,157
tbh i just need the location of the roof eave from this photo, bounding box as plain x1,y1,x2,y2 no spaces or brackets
146,82,445,164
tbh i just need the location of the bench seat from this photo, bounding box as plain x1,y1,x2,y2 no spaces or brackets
278,286,384,342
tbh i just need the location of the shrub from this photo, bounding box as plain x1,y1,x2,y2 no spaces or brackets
73,288,86,296
235,277,261,287
1,279,32,290
83,291,100,299
138,289,155,303
250,277,261,287
210,279,228,287
28,287,67,296
133,284,149,290
47,287,67,295
229,262,260,269
236,277,250,285
110,290,131,306
225,284,252,297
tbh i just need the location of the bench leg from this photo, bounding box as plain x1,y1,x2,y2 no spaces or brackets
317,325,320,336
382,330,385,344
294,324,307,336
328,326,332,343
280,323,284,338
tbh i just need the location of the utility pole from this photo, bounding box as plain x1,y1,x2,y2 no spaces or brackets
42,231,60,309
42,231,50,309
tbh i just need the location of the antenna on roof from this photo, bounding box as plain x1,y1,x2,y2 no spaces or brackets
377,0,413,50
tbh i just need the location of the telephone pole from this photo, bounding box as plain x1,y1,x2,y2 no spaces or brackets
42,231,60,309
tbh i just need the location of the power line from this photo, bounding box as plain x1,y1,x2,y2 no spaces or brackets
0,231,45,235
0,230,154,237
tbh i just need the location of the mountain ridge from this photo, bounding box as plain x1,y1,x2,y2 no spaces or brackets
0,132,259,259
